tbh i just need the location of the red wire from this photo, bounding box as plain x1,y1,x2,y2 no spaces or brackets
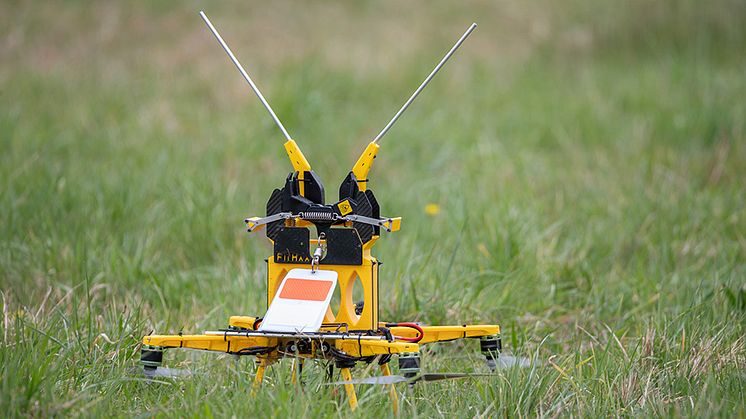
392,322,424,343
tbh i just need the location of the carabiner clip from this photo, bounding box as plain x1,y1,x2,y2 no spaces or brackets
310,232,326,273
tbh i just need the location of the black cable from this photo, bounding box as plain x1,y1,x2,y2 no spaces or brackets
234,346,275,356
328,345,362,362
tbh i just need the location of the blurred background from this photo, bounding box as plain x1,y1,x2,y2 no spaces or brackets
1,0,744,416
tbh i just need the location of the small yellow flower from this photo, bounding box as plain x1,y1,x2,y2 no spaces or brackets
424,203,441,216
477,243,491,258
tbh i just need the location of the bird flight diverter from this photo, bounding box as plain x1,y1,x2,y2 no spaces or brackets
259,269,338,333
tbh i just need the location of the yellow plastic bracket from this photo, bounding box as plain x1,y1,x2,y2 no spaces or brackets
244,217,264,232
351,141,380,192
229,315,258,330
283,139,311,173
283,139,312,196
382,217,401,232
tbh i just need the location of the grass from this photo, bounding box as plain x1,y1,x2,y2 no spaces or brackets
1,0,745,416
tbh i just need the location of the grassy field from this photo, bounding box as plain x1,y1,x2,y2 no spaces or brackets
2,1,745,416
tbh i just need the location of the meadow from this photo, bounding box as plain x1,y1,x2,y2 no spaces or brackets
1,1,745,416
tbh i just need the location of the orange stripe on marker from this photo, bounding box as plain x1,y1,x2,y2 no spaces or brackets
279,278,333,301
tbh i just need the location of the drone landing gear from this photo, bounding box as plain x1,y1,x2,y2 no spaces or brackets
336,358,401,413
339,367,358,410
245,355,398,413
380,362,400,415
251,359,268,396
290,358,304,385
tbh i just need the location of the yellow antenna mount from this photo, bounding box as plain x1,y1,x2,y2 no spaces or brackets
351,141,380,192
284,139,312,173
284,139,312,195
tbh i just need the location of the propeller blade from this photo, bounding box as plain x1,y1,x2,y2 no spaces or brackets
417,372,494,382
326,375,410,385
495,355,534,369
325,355,538,385
142,366,193,379
327,372,497,385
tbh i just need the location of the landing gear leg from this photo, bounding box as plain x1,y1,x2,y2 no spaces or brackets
291,358,304,385
339,367,358,410
252,359,267,396
380,362,399,415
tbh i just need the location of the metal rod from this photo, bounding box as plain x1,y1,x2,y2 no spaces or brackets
199,11,292,141
204,330,387,340
372,23,477,144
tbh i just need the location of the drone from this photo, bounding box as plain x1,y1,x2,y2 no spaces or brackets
141,11,514,413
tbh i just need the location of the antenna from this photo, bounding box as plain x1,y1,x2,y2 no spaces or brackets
349,23,477,191
199,11,292,141
372,23,477,144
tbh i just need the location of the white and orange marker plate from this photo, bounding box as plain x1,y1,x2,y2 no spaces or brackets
259,268,337,333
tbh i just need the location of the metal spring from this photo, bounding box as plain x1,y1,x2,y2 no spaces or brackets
299,211,336,221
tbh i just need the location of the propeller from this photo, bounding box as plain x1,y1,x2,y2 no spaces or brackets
442,353,535,371
326,354,537,385
327,372,495,385
491,355,534,369
141,366,193,379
